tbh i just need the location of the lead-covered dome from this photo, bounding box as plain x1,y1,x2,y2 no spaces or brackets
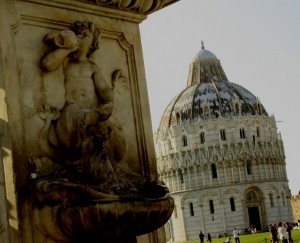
159,43,268,129
192,48,217,61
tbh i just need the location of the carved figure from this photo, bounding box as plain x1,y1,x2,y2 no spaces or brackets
41,21,122,155
37,21,129,196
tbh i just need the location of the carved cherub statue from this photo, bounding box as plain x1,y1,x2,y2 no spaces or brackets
38,21,126,189
42,21,113,148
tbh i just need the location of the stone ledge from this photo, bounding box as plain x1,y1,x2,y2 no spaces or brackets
21,0,179,15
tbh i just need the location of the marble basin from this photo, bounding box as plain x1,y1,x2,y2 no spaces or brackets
33,194,174,243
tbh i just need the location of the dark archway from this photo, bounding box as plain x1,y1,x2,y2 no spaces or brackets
248,206,262,231
244,187,266,232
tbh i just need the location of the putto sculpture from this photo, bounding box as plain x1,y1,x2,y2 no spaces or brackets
29,21,173,243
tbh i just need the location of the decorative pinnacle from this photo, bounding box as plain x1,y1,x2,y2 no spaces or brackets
201,40,205,49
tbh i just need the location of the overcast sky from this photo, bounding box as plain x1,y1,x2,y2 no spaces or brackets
140,0,300,195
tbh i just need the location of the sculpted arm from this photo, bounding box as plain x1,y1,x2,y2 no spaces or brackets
83,66,113,127
41,48,73,72
93,66,114,120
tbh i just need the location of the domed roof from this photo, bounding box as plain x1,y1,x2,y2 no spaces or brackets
192,41,217,62
159,44,268,130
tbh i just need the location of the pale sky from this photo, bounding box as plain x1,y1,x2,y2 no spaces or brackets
140,0,300,195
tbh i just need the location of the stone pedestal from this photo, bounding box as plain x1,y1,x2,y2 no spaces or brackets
0,1,178,242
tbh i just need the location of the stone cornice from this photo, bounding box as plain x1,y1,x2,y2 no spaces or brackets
21,0,179,23
79,0,179,14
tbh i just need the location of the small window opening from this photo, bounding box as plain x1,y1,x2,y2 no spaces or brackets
209,200,214,214
176,112,180,125
180,172,184,183
230,197,236,211
182,135,188,147
256,127,260,137
220,129,226,141
190,202,194,216
246,161,252,175
211,164,218,178
240,128,246,139
200,132,205,144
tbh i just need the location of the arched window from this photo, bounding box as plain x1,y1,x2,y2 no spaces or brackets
282,192,286,206
176,112,180,125
246,161,252,175
180,172,184,183
182,135,188,147
240,128,246,139
269,193,274,207
209,200,214,214
230,197,236,211
220,129,226,141
211,164,218,178
246,191,257,202
256,127,260,137
200,132,205,144
189,202,194,216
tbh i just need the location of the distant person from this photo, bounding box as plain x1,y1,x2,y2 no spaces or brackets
225,237,231,243
233,228,240,243
278,222,288,243
199,231,205,243
270,224,278,243
285,222,293,243
207,233,212,243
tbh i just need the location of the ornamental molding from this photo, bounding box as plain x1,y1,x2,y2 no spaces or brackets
82,0,179,14
23,0,179,18
196,150,207,163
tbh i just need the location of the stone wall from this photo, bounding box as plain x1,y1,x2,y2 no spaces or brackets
0,0,179,242
291,194,300,223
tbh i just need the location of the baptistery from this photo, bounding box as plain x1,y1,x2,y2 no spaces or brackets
154,43,293,242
